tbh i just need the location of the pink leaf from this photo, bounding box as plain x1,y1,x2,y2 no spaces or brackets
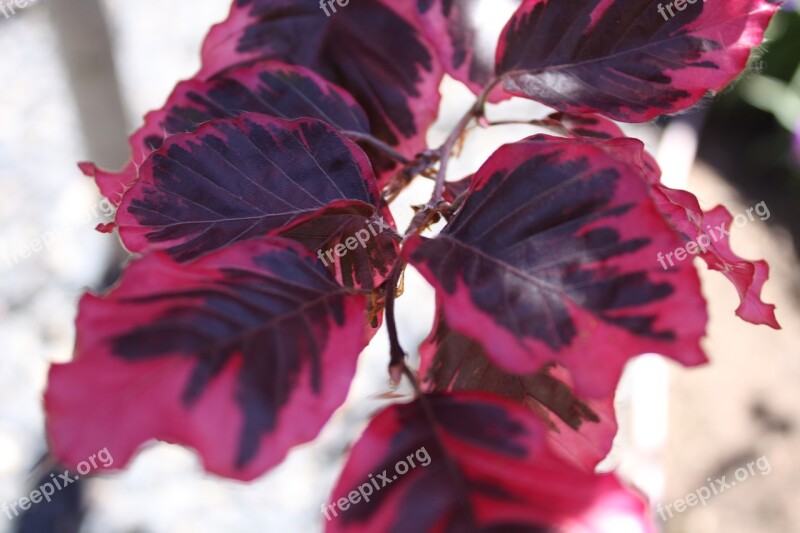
325,393,654,532
545,114,780,328
579,132,780,328
46,238,369,481
199,0,445,185
496,0,781,121
405,135,708,398
83,61,371,206
117,113,398,288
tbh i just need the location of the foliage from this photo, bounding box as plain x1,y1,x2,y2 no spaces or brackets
47,0,783,530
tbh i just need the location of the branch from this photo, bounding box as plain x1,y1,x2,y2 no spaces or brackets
385,260,407,384
382,79,501,380
429,78,501,206
382,150,440,205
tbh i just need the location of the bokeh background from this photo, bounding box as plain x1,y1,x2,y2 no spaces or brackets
0,1,798,532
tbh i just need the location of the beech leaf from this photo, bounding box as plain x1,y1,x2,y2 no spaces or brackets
405,135,709,397
46,239,369,481
326,394,654,532
496,0,781,121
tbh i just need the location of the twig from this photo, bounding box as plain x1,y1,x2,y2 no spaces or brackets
429,79,500,207
381,78,501,385
385,260,407,382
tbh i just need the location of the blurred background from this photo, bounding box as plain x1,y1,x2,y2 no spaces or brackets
0,1,797,532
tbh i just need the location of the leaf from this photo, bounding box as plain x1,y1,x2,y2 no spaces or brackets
79,161,137,208
419,309,617,470
496,0,781,121
199,0,444,183
117,113,398,288
82,61,371,206
45,238,368,481
404,135,708,398
133,61,370,157
416,0,520,97
577,130,780,328
325,393,654,532
651,187,780,328
279,206,400,291
462,115,777,327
